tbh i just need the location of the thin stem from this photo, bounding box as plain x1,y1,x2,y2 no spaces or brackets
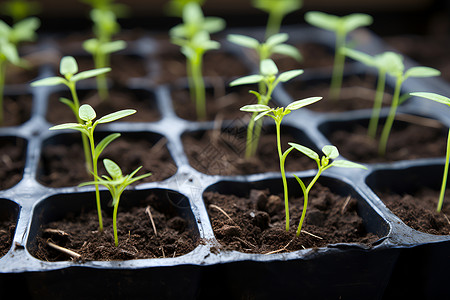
378,77,403,156
88,131,103,231
296,169,322,236
438,129,450,212
276,119,289,231
95,51,109,100
245,113,256,158
265,12,282,39
0,59,6,125
191,52,206,120
113,196,119,246
368,70,386,138
330,31,346,101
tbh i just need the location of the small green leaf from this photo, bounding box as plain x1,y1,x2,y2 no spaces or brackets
227,34,259,49
240,104,270,112
59,97,77,114
260,59,278,76
97,109,136,124
293,174,307,194
71,67,111,82
49,123,84,131
322,145,339,159
331,160,367,169
341,48,375,67
254,110,272,121
60,56,78,75
229,74,264,86
278,69,304,82
202,17,226,34
286,97,322,110
100,40,127,54
410,92,450,106
103,159,123,180
79,104,96,122
31,76,66,87
342,13,373,32
405,67,440,79
265,33,288,47
288,142,319,161
94,133,121,158
305,11,340,32
272,44,302,61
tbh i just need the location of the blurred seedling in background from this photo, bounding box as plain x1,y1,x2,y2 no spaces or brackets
165,0,205,18
50,104,136,232
241,96,322,232
305,11,373,100
1,0,41,24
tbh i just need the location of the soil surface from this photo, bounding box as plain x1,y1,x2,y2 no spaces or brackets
33,192,198,261
0,137,27,190
376,187,450,235
327,118,446,163
46,88,160,124
0,220,16,257
204,183,380,254
39,134,177,187
1,95,33,127
182,128,317,175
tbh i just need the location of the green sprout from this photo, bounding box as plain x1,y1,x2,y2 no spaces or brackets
252,0,303,39
304,11,373,100
1,0,40,23
288,143,366,236
31,56,111,171
410,92,450,212
0,37,21,125
341,49,401,138
170,2,225,120
49,104,136,232
83,5,127,100
230,58,304,158
165,0,205,18
79,158,151,246
377,54,440,156
241,97,322,231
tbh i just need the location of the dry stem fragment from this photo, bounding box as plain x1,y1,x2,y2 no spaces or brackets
341,195,352,214
145,206,158,236
209,204,233,222
46,240,81,259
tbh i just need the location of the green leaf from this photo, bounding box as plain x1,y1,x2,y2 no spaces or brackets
82,38,99,54
1,42,20,65
100,40,127,54
49,123,84,131
79,104,96,122
288,142,319,161
271,44,302,61
405,67,441,79
278,69,303,82
59,97,77,114
97,109,136,124
202,17,226,34
293,174,307,194
410,92,450,106
383,52,405,77
286,97,322,110
31,76,67,87
240,104,270,112
94,133,121,158
341,48,375,67
342,13,373,32
60,56,78,75
254,110,272,121
227,34,259,49
331,160,367,169
260,59,278,76
266,33,288,47
11,17,40,43
229,74,264,86
305,11,340,32
103,159,123,180
322,145,339,159
71,67,111,82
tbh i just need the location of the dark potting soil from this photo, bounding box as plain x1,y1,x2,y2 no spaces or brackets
204,183,380,254
38,134,177,187
182,129,317,175
46,88,160,124
1,95,33,127
327,118,446,163
0,137,26,190
33,193,198,261
377,187,450,235
0,220,16,257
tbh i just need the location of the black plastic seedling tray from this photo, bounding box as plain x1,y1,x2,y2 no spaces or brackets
1,25,450,299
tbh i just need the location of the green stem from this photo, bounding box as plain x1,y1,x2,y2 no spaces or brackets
95,51,109,100
0,59,6,125
191,52,206,120
368,70,386,139
438,129,450,212
265,12,282,39
330,31,346,101
113,196,119,246
296,169,322,236
276,119,290,231
245,113,256,158
88,132,103,231
378,77,403,156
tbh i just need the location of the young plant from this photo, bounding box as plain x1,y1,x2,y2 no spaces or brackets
410,92,450,212
377,54,440,156
341,48,400,138
83,4,127,100
79,158,152,246
304,11,373,100
0,37,21,125
287,143,366,236
31,56,111,171
165,0,205,18
252,0,302,39
230,58,303,158
170,2,225,120
49,104,136,232
241,97,322,231
1,0,40,23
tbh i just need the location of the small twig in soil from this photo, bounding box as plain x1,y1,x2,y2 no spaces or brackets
1,154,13,168
46,240,81,259
235,237,256,249
341,195,352,214
160,246,165,258
149,137,168,154
209,204,234,222
396,113,443,129
301,230,323,240
264,237,295,255
443,214,450,233
145,206,158,237
44,228,69,236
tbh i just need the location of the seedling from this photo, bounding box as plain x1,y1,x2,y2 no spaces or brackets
170,2,225,120
341,48,400,138
252,0,302,39
410,92,450,212
79,158,151,246
288,143,366,236
0,38,21,125
304,11,373,100
165,0,205,18
377,54,440,156
1,0,40,23
230,58,304,158
31,56,111,171
241,97,322,231
83,3,127,100
49,104,136,232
